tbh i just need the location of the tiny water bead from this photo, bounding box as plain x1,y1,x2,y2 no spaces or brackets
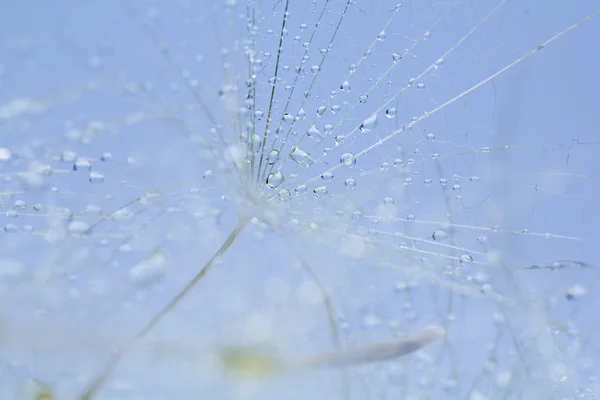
344,178,356,188
386,107,397,118
73,157,92,171
359,94,368,103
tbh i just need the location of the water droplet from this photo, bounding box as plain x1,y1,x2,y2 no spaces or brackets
289,146,314,166
359,94,368,103
392,53,402,62
310,65,320,74
565,284,587,301
340,153,356,167
317,106,327,116
61,150,77,162
68,220,91,235
323,124,333,134
295,185,307,194
331,104,340,113
129,252,167,286
266,171,284,188
267,150,279,164
340,80,351,91
0,147,12,162
377,30,387,41
73,158,91,171
386,107,397,118
432,230,448,241
283,113,294,124
255,110,264,120
278,189,291,201
359,112,378,132
321,172,334,182
313,186,328,196
383,196,395,205
4,223,18,233
88,171,105,184
345,178,356,188
307,125,322,139
459,254,473,264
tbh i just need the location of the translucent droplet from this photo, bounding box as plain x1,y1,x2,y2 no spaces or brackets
68,220,90,235
459,254,473,264
4,223,18,233
61,150,77,162
331,104,340,113
100,152,112,161
311,65,320,74
73,158,91,171
386,107,397,118
317,105,327,116
344,178,356,188
267,150,279,165
251,133,262,149
266,171,284,188
129,252,167,286
340,153,356,167
321,172,334,182
359,112,378,132
289,146,314,166
432,230,448,241
283,113,294,124
255,110,264,120
277,189,291,201
307,125,322,139
88,171,105,184
313,185,328,196
295,184,307,194
334,135,345,145
359,94,368,103
392,53,402,62
565,284,587,301
323,124,334,134
0,147,12,162
383,196,395,205
340,81,351,91
377,30,387,41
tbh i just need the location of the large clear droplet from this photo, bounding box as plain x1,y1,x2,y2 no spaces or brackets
266,171,284,188
340,153,356,167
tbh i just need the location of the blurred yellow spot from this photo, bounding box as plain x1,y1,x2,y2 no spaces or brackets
219,347,284,379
